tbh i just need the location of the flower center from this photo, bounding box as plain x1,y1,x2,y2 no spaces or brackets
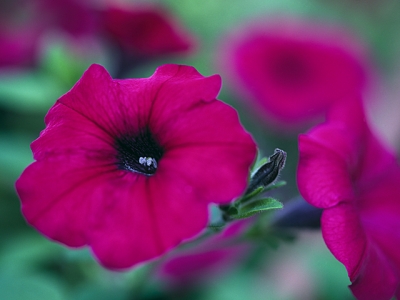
115,127,164,176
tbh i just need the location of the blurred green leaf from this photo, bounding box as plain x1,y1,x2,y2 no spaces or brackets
240,186,264,203
0,134,34,184
0,71,63,113
72,285,128,300
39,33,111,88
0,233,63,275
239,181,287,206
0,275,66,300
233,198,283,219
40,39,89,87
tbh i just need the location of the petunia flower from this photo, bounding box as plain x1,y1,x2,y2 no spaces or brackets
15,64,257,269
0,0,98,68
297,97,400,300
102,4,193,57
159,220,251,286
0,1,39,67
0,27,39,68
219,17,368,129
34,0,98,38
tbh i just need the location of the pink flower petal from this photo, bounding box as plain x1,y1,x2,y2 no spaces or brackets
162,143,255,204
321,183,400,300
31,101,116,161
16,159,119,247
326,97,397,188
359,168,400,271
349,243,398,300
57,64,223,139
297,128,356,208
88,174,209,269
153,93,256,202
56,64,138,137
321,205,367,280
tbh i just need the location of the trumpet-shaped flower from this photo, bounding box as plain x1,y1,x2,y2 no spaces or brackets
159,220,251,285
298,97,400,300
15,64,256,269
219,18,368,128
0,0,97,67
102,5,193,57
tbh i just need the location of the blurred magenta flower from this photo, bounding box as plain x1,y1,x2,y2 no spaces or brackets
15,64,256,269
0,0,98,68
0,1,194,68
0,1,40,67
34,0,98,37
297,97,400,300
159,220,251,286
219,18,368,129
102,4,193,57
0,27,39,67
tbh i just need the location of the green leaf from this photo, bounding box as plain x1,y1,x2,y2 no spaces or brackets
263,180,287,192
0,233,63,275
238,181,287,206
0,134,34,184
38,34,109,88
40,40,85,87
239,186,264,203
0,71,64,113
0,273,66,300
232,198,283,219
72,285,128,300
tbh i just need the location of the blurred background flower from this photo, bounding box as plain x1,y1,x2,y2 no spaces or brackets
218,17,369,131
102,4,193,56
1,0,400,299
157,220,252,289
0,0,98,68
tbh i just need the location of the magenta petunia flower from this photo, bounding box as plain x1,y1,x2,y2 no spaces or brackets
102,4,193,57
159,220,251,285
219,18,368,128
15,64,256,269
0,27,39,68
0,0,98,68
297,97,400,300
0,1,40,67
34,0,98,38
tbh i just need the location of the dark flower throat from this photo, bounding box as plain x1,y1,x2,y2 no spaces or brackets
115,127,164,176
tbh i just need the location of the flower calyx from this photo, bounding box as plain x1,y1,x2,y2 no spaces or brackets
218,148,287,223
